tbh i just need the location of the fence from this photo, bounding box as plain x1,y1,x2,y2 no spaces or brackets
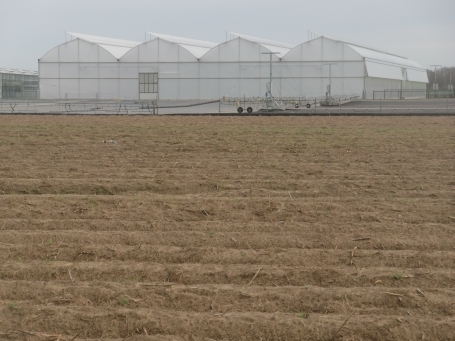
427,90,455,98
373,89,455,100
373,89,427,100
1,98,455,115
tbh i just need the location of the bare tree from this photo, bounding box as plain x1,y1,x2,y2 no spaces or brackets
427,67,455,89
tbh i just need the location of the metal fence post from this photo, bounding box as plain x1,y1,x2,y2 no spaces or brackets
380,98,381,113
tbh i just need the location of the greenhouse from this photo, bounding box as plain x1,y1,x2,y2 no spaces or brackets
0,68,39,100
38,31,428,100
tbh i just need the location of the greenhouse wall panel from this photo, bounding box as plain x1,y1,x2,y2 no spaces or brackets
59,63,79,79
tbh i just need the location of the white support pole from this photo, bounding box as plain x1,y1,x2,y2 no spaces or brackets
270,53,272,96
329,64,331,96
262,52,280,98
323,63,337,98
430,64,441,89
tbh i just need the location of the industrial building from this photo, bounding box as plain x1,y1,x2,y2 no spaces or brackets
0,68,39,99
38,31,428,100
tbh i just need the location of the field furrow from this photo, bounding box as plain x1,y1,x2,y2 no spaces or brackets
0,115,454,340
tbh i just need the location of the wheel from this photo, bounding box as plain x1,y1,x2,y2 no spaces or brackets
237,107,243,113
247,107,253,113
306,103,311,108
294,104,299,109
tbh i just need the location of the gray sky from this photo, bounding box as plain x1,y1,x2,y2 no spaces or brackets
1,0,454,71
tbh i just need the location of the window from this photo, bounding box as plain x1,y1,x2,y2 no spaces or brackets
139,73,158,93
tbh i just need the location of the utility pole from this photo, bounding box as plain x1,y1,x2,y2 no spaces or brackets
449,71,453,91
430,65,442,90
262,52,280,97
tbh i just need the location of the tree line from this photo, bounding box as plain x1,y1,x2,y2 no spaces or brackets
426,67,454,89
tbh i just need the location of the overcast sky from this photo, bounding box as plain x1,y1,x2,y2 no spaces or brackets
0,0,454,71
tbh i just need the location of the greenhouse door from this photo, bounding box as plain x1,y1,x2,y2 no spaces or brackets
139,73,158,100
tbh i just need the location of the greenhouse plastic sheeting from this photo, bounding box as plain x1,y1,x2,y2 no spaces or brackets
365,61,403,81
406,69,429,83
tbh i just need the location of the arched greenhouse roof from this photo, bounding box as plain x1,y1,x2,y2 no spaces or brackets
0,68,37,76
315,33,425,70
147,33,218,59
66,32,142,59
226,31,295,59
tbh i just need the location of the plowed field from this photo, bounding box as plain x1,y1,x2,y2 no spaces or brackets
0,115,454,341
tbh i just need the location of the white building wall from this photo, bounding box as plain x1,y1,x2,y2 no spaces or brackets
402,81,426,91
365,77,403,99
402,81,427,98
365,78,427,99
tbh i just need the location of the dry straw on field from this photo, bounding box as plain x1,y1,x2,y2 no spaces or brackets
0,115,454,340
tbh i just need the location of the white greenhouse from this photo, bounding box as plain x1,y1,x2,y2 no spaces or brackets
38,31,428,100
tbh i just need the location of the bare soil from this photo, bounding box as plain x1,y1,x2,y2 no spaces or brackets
0,115,454,341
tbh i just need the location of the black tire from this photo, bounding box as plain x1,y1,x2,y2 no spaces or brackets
306,103,311,108
247,107,253,113
294,104,299,108
237,107,243,114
